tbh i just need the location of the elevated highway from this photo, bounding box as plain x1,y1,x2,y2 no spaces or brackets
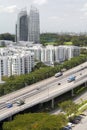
0,62,87,121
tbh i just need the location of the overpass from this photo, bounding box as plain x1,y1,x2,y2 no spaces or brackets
0,62,87,121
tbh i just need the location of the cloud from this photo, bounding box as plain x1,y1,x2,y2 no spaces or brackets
0,5,17,13
80,3,87,19
81,3,87,11
48,16,64,21
33,0,48,5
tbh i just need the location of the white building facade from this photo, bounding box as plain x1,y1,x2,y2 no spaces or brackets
0,45,80,78
41,45,55,64
0,47,34,77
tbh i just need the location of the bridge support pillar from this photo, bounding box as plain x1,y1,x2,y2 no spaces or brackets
39,103,43,109
8,116,12,121
71,89,74,96
51,98,54,109
85,82,87,87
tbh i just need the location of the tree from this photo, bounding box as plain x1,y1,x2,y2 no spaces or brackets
0,33,15,41
33,62,47,70
59,100,79,117
3,113,68,130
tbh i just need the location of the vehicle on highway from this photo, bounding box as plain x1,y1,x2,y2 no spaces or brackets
15,99,25,106
67,75,76,82
58,82,61,85
6,103,13,108
55,72,63,78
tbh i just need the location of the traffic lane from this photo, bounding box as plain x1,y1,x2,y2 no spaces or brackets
0,62,87,104
0,77,87,121
73,114,87,130
0,69,85,110
0,62,87,103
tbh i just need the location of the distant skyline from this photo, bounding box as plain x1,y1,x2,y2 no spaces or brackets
0,0,87,34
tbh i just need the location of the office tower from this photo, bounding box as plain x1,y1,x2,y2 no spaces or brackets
28,6,40,43
15,23,17,42
16,10,28,42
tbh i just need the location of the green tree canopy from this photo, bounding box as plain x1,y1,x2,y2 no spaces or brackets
0,33,15,41
59,100,79,116
3,113,68,130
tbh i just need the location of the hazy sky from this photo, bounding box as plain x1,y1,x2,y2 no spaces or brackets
0,0,87,34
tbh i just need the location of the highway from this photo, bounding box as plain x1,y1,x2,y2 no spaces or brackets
0,62,87,121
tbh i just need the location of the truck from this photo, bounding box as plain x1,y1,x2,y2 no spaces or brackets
55,72,63,78
15,99,25,106
67,75,76,82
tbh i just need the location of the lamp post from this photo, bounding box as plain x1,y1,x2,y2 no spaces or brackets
48,87,49,98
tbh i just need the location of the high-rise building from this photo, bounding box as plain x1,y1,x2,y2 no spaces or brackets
16,7,40,43
28,6,40,43
16,10,28,42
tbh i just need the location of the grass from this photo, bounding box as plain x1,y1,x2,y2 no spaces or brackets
44,42,57,45
77,104,87,115
0,46,5,48
64,42,73,45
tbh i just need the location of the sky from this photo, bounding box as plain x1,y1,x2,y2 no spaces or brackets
0,0,87,34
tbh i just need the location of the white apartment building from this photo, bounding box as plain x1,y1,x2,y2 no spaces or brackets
40,45,80,64
46,45,54,64
54,46,66,63
64,46,80,60
29,45,42,61
0,48,9,56
55,45,80,62
24,51,34,73
41,47,46,63
0,56,8,76
8,54,25,76
0,40,13,46
0,61,1,82
7,52,34,76
0,47,34,77
0,45,80,78
41,45,54,64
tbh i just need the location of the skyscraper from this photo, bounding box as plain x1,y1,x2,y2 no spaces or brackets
28,6,40,43
16,7,40,43
16,10,28,42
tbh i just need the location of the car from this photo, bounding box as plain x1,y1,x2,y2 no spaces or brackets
15,99,25,106
69,117,80,124
67,122,75,127
55,72,63,78
62,126,72,130
37,87,40,90
70,119,80,124
6,103,13,108
58,83,61,85
74,115,82,121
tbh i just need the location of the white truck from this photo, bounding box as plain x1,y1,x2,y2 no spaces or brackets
16,99,25,106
